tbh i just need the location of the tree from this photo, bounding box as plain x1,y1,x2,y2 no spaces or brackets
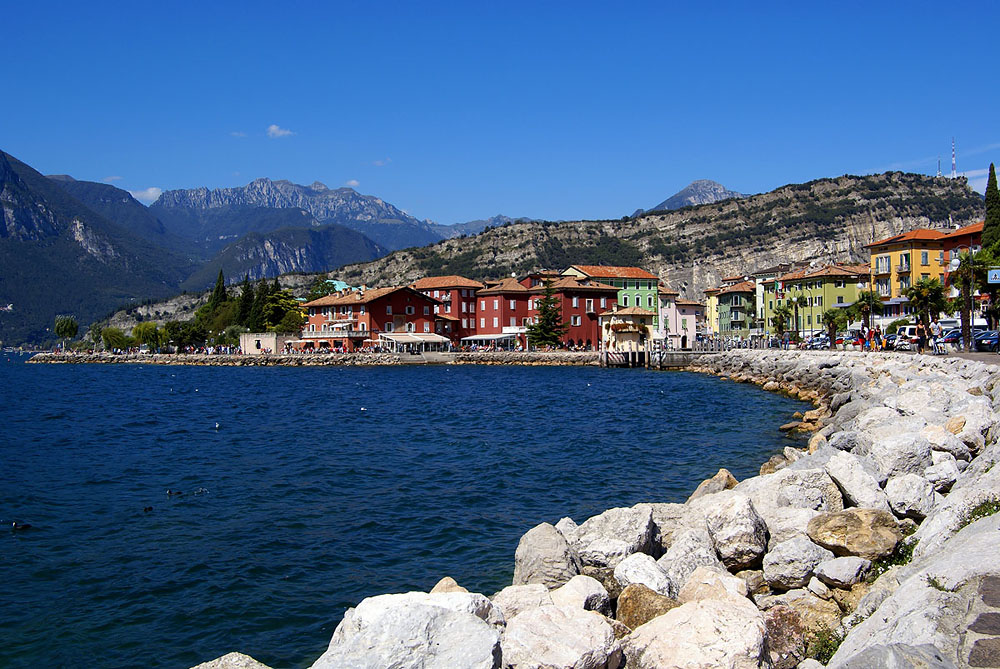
132,322,165,350
101,326,129,351
903,278,946,329
790,294,808,339
248,280,271,332
951,251,988,352
982,163,1000,252
820,308,848,346
208,269,228,311
54,316,78,349
526,280,568,348
771,304,793,338
263,289,303,331
237,275,254,327
849,290,883,330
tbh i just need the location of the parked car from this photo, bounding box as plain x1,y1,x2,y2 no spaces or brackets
974,330,999,352
883,333,898,347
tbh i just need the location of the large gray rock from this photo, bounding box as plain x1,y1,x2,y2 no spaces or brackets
677,565,749,603
923,453,960,493
830,643,956,668
857,433,933,483
765,506,821,546
807,509,902,560
613,552,675,598
884,474,936,520
513,522,581,589
491,584,553,621
500,605,622,669
311,592,501,669
731,467,844,516
920,425,971,461
550,574,611,616
763,536,835,590
620,597,769,669
656,528,726,587
573,505,656,568
705,494,768,570
814,556,871,588
824,451,891,512
644,503,691,554
687,468,739,502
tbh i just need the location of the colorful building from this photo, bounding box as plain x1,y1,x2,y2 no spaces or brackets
599,306,656,351
562,265,660,327
864,229,947,321
411,275,485,344
762,264,871,337
716,281,756,338
299,286,447,351
703,288,720,336
940,221,984,287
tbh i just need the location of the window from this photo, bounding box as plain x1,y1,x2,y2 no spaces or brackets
386,305,392,315
807,315,812,325
622,295,629,307
445,304,451,313
585,298,594,312
423,322,430,333
480,317,485,328
647,295,654,307
571,315,581,326
681,318,687,329
921,273,929,280
493,299,499,310
572,296,579,307
462,302,467,313
600,297,606,308
462,318,467,328
423,306,430,315
921,251,928,265
816,296,823,306
481,300,486,311
508,299,515,310
405,306,415,315
769,300,773,310
510,317,516,327
360,305,365,314
434,305,440,314
433,290,439,298
837,295,844,304
492,317,498,328
384,322,393,332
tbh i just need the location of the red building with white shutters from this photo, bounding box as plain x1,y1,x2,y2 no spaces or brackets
411,275,485,344
299,286,444,351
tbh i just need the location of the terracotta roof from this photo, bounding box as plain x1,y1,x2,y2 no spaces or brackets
599,306,657,317
865,229,946,248
675,299,705,307
477,277,531,295
528,276,619,293
939,221,984,240
717,280,756,295
566,265,658,280
302,286,437,307
703,287,721,295
435,313,460,321
658,283,680,296
803,264,869,279
722,274,746,282
411,275,485,290
775,267,811,283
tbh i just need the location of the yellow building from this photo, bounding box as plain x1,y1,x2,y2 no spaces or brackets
703,288,720,336
865,229,947,322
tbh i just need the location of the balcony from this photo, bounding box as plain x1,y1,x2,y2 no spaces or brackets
896,263,911,273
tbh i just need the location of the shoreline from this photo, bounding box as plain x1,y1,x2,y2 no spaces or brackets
193,349,1000,669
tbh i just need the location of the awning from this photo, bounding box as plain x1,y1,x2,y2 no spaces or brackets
886,297,910,305
379,333,451,344
460,333,517,342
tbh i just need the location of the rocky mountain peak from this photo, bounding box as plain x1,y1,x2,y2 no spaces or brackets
646,179,746,213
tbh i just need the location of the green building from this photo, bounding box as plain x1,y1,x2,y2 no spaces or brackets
761,264,870,337
562,265,661,328
717,280,756,338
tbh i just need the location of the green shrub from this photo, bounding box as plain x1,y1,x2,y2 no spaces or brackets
806,625,845,664
867,537,918,583
958,499,1000,530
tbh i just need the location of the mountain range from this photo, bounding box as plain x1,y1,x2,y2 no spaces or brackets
634,179,747,216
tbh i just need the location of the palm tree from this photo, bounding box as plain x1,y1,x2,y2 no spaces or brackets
850,290,884,330
821,308,847,347
903,278,947,329
790,293,808,340
951,251,988,352
771,304,793,339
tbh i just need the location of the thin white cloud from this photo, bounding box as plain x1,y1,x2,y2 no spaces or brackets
102,176,123,183
129,187,163,204
958,168,991,193
266,124,294,139
373,157,392,167
960,141,1000,159
230,131,247,138
345,179,360,188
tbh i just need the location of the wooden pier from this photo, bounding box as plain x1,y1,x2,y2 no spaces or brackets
600,350,716,369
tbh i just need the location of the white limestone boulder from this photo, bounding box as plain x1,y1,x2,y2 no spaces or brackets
491,584,553,622
884,474,936,520
677,565,749,603
573,505,656,568
513,522,581,589
763,536,835,590
656,527,726,588
920,425,971,461
856,433,933,483
311,592,501,669
613,552,675,598
500,605,622,669
924,452,960,493
823,450,891,512
550,574,611,616
814,556,871,588
620,596,768,669
705,494,769,570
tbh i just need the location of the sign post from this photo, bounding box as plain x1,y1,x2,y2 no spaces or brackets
989,268,1000,285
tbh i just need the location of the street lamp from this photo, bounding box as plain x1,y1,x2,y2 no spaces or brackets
948,245,975,352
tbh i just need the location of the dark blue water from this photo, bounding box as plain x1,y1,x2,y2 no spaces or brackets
0,355,807,668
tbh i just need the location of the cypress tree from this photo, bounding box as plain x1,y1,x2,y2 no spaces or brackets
248,280,270,331
237,275,254,326
984,163,1000,252
208,269,227,310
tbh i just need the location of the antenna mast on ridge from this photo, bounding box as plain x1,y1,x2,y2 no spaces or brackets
937,156,942,177
951,138,957,178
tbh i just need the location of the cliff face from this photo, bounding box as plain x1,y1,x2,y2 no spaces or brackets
335,172,985,300
647,179,746,213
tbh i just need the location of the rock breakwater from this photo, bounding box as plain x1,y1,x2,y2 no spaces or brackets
194,349,1000,668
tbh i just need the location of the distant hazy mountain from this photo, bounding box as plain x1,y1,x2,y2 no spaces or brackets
153,178,441,251
430,214,532,239
644,179,746,213
0,151,194,343
181,224,385,291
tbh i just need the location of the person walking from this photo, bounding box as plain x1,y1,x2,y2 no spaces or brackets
915,321,927,354
930,318,943,355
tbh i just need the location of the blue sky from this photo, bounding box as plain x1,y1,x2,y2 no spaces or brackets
3,1,998,223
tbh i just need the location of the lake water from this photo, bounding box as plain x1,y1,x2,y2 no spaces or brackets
0,355,807,668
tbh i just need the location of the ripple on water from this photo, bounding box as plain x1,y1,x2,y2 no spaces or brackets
0,360,808,669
